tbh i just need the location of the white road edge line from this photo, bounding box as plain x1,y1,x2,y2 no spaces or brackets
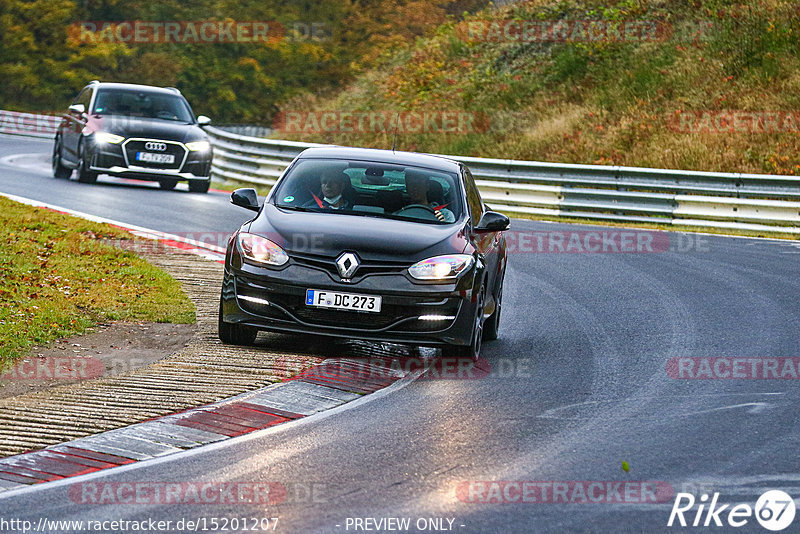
0,368,424,500
0,191,226,258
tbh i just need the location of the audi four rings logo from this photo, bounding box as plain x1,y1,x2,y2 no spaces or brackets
144,142,167,151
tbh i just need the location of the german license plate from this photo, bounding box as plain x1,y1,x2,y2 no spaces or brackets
136,152,175,164
305,289,381,313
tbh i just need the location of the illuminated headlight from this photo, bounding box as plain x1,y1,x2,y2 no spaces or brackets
408,254,474,281
237,233,288,267
186,140,211,152
95,132,124,144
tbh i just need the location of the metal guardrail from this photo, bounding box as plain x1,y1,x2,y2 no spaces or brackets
215,125,273,138
0,110,59,139
2,111,797,233
205,126,800,234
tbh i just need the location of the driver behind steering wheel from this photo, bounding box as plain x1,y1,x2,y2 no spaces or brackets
399,170,455,222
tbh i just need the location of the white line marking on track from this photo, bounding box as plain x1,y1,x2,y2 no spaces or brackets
678,402,771,417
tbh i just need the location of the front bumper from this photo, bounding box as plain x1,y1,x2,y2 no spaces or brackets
89,140,211,182
220,261,479,347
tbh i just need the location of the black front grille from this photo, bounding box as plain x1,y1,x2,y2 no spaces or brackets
293,304,406,329
124,140,185,170
236,279,458,332
290,252,409,281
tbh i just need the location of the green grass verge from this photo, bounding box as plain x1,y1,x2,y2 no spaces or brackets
0,196,196,366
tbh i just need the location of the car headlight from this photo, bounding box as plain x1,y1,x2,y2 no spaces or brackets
186,140,211,152
408,254,474,281
237,233,288,267
95,132,124,144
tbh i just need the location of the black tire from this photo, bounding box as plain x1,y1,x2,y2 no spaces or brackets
442,288,484,361
189,179,210,193
159,178,179,190
484,277,503,341
218,300,258,345
76,140,98,184
52,137,72,179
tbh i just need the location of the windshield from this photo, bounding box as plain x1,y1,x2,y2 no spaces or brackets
92,89,194,122
273,158,463,224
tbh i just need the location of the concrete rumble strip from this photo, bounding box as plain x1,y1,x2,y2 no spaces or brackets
0,247,325,459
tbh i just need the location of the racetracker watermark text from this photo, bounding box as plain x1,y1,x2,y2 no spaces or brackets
68,482,286,505
667,357,800,379
457,481,674,503
668,111,800,134
0,356,104,380
457,19,672,43
504,230,709,253
272,111,490,135
68,21,330,44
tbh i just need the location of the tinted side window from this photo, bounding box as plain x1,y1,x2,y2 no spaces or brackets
463,168,483,223
74,88,92,110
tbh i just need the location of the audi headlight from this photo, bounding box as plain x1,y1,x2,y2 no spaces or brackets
186,140,211,152
408,254,474,281
237,233,288,267
95,132,124,144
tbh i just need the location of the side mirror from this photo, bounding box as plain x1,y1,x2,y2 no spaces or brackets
68,104,86,115
475,211,510,232
231,188,260,212
197,115,211,126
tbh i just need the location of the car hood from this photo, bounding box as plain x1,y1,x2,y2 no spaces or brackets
249,204,469,262
86,116,206,143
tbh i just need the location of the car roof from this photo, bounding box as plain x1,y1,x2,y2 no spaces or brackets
88,82,181,96
296,146,462,173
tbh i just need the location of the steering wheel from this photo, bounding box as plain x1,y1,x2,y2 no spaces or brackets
394,204,438,221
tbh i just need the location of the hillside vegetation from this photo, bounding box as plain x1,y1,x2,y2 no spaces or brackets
277,0,800,175
0,0,485,123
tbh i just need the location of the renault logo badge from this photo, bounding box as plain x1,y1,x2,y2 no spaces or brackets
336,252,359,279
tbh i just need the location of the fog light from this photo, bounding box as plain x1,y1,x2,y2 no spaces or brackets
418,315,456,321
238,295,270,306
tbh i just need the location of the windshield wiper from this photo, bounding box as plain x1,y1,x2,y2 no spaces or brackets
277,204,317,212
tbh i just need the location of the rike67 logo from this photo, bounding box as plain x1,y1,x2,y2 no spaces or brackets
668,490,796,531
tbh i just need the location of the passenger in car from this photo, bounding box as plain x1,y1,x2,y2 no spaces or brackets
304,170,354,210
400,170,455,222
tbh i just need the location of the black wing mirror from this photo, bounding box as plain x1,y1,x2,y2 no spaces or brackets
475,211,510,232
231,188,260,212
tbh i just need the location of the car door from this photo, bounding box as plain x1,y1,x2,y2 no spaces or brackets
463,166,502,296
62,87,92,162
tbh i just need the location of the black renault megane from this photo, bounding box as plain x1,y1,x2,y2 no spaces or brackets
219,146,509,359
